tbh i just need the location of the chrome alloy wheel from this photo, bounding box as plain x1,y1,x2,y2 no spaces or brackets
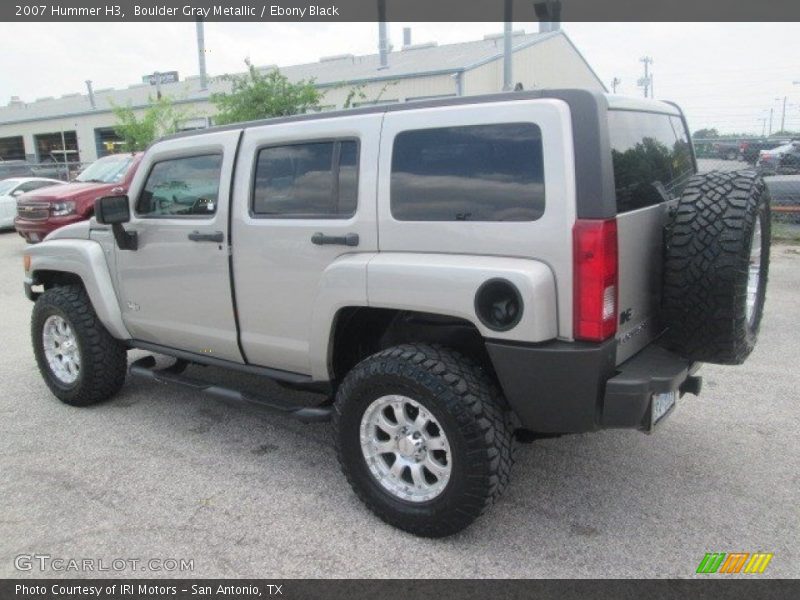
359,395,452,502
746,219,762,325
42,315,81,385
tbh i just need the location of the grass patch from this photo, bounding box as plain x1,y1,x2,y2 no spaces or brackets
772,218,800,244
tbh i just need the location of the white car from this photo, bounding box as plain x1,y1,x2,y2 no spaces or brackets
0,177,64,229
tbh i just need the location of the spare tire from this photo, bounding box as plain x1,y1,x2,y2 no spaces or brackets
662,170,770,365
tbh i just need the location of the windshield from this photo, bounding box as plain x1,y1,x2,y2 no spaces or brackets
0,179,21,195
75,155,133,184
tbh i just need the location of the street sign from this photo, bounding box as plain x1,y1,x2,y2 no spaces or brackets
142,71,179,85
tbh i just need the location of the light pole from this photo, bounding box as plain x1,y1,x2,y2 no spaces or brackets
639,57,653,98
775,96,787,134
761,108,774,136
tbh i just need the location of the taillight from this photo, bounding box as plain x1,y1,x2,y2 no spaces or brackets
573,218,618,342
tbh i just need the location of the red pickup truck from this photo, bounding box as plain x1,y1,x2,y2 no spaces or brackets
15,152,142,243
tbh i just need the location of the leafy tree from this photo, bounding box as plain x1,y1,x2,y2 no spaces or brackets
771,130,799,138
341,80,398,109
692,128,719,139
211,60,321,125
111,96,187,151
342,83,368,109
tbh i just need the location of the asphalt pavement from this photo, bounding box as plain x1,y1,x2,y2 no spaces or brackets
0,231,797,578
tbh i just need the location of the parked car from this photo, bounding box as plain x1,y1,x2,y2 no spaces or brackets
739,139,787,165
756,140,800,175
0,158,35,179
712,140,741,160
0,178,64,229
15,152,142,243
30,150,81,180
21,91,769,537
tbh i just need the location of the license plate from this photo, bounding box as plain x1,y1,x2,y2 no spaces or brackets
651,391,677,428
29,233,40,242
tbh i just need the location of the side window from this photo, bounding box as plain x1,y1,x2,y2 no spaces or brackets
137,154,222,217
18,181,53,193
252,140,358,218
390,123,545,222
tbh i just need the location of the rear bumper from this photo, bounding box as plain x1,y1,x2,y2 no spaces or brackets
486,339,701,434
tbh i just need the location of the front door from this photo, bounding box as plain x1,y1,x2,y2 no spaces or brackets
114,130,243,363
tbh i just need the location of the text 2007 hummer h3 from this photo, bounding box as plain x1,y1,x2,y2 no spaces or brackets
23,90,770,537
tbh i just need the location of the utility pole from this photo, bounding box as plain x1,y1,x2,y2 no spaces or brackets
502,0,513,91
639,57,653,98
759,118,767,137
769,107,773,136
196,19,208,91
611,77,621,93
776,96,787,133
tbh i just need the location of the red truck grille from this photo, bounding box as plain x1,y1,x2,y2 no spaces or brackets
16,202,50,221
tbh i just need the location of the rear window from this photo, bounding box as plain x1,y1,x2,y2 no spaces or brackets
608,111,694,213
390,123,545,222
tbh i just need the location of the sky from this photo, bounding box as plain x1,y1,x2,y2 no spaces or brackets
0,21,798,135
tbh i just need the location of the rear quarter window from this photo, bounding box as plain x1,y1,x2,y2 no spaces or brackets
608,111,694,213
390,123,545,222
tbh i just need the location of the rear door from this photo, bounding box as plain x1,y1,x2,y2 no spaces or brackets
607,108,695,363
231,114,381,375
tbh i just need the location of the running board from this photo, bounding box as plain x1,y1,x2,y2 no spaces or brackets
129,356,332,423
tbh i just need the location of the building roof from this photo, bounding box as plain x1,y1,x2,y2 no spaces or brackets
0,30,590,126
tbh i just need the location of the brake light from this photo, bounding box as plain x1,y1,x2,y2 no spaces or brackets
573,218,618,342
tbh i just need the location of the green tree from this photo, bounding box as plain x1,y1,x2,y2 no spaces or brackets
692,128,719,139
111,96,187,151
340,80,398,109
211,60,322,125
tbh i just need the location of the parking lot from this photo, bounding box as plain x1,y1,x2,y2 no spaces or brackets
0,230,797,578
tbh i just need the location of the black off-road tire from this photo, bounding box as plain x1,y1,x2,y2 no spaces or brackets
663,170,770,364
31,284,128,406
333,343,515,538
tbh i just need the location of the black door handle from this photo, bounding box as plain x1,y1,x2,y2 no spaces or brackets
188,230,224,243
311,232,359,247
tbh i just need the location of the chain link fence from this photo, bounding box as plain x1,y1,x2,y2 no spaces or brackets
695,139,800,232
0,160,89,182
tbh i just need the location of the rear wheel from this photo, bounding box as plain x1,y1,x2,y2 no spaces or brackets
333,343,514,537
662,170,770,364
32,285,127,406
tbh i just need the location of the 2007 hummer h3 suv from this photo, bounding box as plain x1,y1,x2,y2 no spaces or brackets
23,90,770,537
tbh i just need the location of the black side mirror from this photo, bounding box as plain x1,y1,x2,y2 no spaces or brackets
94,195,137,250
94,195,130,224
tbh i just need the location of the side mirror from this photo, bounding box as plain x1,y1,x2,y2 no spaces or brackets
94,195,137,250
11,189,25,197
94,194,130,224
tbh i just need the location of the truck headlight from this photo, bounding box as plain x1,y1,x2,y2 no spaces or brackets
51,201,76,216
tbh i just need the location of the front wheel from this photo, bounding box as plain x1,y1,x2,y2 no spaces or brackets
31,284,128,406
333,344,515,538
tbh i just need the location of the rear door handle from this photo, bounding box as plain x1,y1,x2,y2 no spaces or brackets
188,230,224,243
311,232,359,247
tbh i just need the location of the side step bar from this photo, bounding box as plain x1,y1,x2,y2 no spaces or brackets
129,356,332,423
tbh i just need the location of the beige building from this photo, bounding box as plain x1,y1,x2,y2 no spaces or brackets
0,29,605,164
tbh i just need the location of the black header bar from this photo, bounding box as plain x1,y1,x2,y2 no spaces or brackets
3,0,800,22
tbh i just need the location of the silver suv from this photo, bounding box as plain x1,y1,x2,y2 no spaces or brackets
22,90,771,537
